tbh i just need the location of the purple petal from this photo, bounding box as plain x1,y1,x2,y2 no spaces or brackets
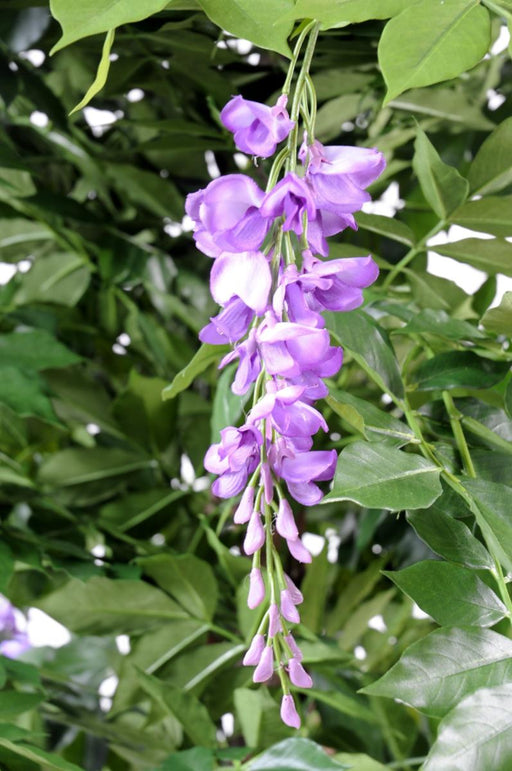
248,567,266,609
281,589,300,624
280,694,301,728
285,574,304,605
253,645,274,682
268,602,282,637
243,633,265,666
276,498,299,540
285,632,303,661
288,658,313,688
233,486,255,524
287,537,312,563
244,509,265,555
211,251,271,313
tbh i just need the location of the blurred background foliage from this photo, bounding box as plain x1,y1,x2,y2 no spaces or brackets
0,1,512,769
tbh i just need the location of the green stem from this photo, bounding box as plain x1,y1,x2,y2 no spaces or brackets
482,0,512,21
441,391,476,477
382,219,447,290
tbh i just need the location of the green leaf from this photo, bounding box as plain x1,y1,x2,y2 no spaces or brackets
197,0,294,57
334,755,387,771
383,561,507,627
0,330,81,370
211,364,250,444
451,196,512,237
0,740,84,771
379,0,491,104
300,546,330,633
287,0,408,28
234,688,291,748
432,237,512,277
355,212,415,246
411,351,509,391
250,738,348,770
468,116,512,195
481,292,512,336
136,669,216,748
38,448,152,486
50,0,169,51
0,692,44,718
407,507,493,570
388,87,495,131
327,389,415,446
394,309,484,342
362,627,512,718
423,683,512,770
162,344,230,401
156,748,214,771
325,310,404,398
0,367,58,423
36,577,189,634
70,29,115,114
464,478,512,574
324,442,442,511
412,128,469,218
14,252,91,307
138,554,218,621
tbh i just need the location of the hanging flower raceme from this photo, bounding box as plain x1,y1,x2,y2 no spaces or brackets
185,24,385,728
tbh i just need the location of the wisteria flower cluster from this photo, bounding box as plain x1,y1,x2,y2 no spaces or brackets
186,30,385,728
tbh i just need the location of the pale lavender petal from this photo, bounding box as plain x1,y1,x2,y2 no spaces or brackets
276,498,299,540
287,537,312,563
211,251,271,313
285,632,303,661
244,509,265,555
287,480,323,506
268,602,282,637
253,645,274,682
281,449,337,485
233,486,255,524
261,462,274,504
288,658,313,688
281,589,300,624
202,175,264,231
243,633,265,666
285,574,304,605
212,469,247,498
248,567,266,609
280,694,301,728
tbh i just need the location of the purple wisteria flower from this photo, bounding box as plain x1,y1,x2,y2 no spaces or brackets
0,596,30,659
221,94,294,158
260,172,316,236
185,175,270,257
199,297,254,345
188,78,386,729
204,425,262,498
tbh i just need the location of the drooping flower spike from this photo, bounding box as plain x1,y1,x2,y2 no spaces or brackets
185,24,385,728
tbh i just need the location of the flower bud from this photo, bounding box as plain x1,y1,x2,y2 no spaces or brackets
244,509,265,555
253,645,274,682
268,603,282,637
289,657,313,688
248,567,265,609
280,589,300,624
286,537,312,563
284,573,303,605
276,498,299,540
243,633,265,666
234,486,255,524
280,694,301,728
285,633,303,662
